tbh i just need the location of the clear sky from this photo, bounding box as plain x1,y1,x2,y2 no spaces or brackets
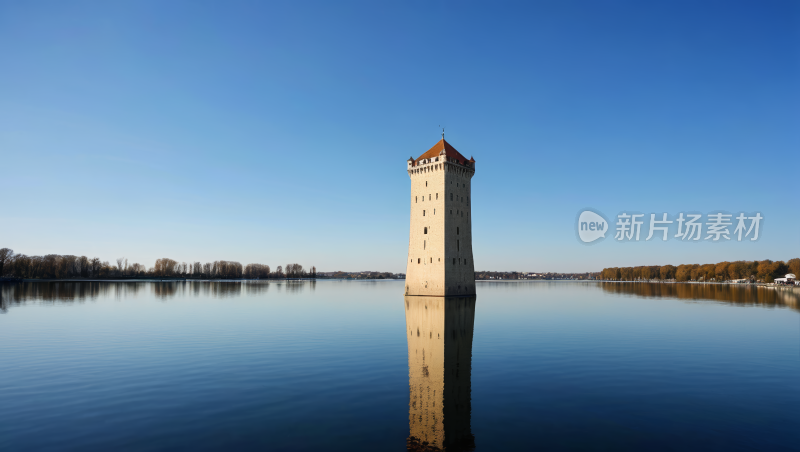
1,0,798,273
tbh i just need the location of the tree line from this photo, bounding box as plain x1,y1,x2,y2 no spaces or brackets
0,248,316,280
599,258,800,283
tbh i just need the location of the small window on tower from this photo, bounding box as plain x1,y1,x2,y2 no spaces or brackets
450,193,453,201
424,227,428,234
457,227,459,235
426,181,428,187
423,210,425,216
429,194,431,200
415,196,417,203
436,193,438,200
418,258,420,264
430,258,432,263
453,258,456,265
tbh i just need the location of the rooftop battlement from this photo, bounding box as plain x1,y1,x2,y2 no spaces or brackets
407,138,475,168
407,156,475,176
407,138,476,176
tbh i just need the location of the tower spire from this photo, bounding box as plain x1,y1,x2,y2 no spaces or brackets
440,125,445,141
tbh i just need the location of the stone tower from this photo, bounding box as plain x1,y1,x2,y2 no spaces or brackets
406,137,476,297
405,296,476,451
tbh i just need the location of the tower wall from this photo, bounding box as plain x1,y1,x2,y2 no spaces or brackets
406,156,475,297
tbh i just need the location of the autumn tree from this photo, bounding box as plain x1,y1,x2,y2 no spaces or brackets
728,261,750,280
787,258,800,278
675,264,692,282
757,260,774,282
660,265,676,280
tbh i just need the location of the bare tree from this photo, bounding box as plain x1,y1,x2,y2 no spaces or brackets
285,263,304,278
78,256,89,277
90,257,102,277
244,263,270,279
0,248,14,277
154,258,178,277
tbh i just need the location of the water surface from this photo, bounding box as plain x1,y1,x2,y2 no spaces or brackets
1,281,798,451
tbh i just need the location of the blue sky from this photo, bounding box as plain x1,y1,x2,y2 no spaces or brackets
1,0,798,273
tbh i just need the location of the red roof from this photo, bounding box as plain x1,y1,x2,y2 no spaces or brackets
415,139,470,164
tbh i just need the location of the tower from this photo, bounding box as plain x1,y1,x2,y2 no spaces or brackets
406,137,476,297
405,296,476,452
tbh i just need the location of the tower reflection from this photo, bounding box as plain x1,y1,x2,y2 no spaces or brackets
405,296,476,452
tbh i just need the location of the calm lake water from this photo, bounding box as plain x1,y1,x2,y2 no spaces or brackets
1,281,798,451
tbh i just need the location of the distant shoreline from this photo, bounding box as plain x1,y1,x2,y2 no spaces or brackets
3,279,797,292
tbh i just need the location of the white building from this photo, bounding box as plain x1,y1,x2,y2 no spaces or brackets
773,273,796,284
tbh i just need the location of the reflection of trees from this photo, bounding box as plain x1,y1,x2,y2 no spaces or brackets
602,282,800,312
0,282,150,305
208,282,242,298
405,296,476,452
152,282,179,299
114,282,147,300
0,280,323,309
243,281,270,295
283,282,305,293
2,282,105,302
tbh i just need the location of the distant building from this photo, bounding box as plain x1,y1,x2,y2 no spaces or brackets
405,135,476,296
